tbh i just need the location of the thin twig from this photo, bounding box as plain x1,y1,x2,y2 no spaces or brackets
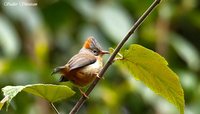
69,0,161,114
50,102,60,114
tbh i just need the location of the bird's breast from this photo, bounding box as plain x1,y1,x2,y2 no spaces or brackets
64,56,103,87
72,58,103,86
79,58,103,76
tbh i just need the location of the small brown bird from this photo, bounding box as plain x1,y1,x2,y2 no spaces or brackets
52,36,109,97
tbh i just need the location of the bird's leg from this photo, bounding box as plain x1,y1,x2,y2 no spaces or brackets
51,66,66,76
78,88,89,99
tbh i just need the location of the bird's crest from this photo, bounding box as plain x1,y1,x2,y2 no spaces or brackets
83,36,102,50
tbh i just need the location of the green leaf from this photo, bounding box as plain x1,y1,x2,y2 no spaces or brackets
117,44,184,114
0,84,75,110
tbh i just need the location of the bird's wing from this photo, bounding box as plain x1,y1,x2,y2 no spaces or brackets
68,53,96,71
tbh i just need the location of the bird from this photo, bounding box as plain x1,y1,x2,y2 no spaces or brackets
51,36,109,97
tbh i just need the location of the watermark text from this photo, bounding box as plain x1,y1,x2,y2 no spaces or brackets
3,1,38,7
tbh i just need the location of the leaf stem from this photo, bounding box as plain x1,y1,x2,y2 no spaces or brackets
50,102,60,114
69,0,161,114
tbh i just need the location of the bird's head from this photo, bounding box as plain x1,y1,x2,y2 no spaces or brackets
81,36,109,56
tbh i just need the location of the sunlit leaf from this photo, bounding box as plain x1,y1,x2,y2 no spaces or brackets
116,44,184,114
0,84,75,110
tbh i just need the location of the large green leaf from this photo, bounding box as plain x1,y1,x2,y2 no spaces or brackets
0,84,75,110
115,44,184,114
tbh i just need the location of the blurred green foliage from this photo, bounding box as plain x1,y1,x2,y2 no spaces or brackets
0,0,200,114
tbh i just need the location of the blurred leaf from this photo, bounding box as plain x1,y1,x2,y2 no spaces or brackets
96,3,132,43
0,15,20,58
189,11,200,28
0,84,75,110
179,70,198,91
159,2,173,20
70,0,95,19
170,33,200,71
2,0,42,31
117,44,184,114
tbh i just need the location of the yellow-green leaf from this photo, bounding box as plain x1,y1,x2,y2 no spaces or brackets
117,44,184,114
0,84,75,110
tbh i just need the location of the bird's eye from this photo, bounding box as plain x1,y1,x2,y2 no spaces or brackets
92,49,99,55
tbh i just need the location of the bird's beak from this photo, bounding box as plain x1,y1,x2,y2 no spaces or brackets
101,50,110,54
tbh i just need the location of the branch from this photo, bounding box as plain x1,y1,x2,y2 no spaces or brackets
69,0,161,114
50,102,60,114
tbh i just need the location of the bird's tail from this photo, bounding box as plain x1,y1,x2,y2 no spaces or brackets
51,66,66,76
59,75,69,82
